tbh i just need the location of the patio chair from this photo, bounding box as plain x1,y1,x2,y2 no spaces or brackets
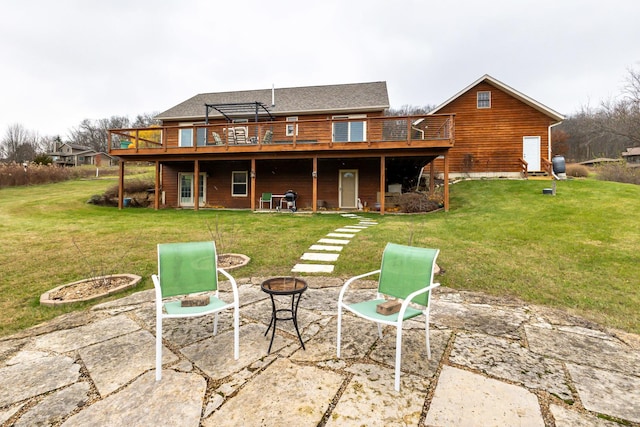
263,129,273,144
234,127,247,144
337,242,440,391
212,131,223,145
259,192,272,209
153,241,239,381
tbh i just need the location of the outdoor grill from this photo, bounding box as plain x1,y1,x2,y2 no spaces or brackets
283,190,297,212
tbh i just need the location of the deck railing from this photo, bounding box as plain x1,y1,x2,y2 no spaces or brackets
108,114,454,153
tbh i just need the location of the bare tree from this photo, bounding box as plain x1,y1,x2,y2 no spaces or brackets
1,123,38,162
69,116,131,152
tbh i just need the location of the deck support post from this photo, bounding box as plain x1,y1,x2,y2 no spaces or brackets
194,160,200,211
118,161,125,210
380,156,385,215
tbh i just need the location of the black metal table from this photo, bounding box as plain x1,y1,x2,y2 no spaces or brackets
261,277,307,353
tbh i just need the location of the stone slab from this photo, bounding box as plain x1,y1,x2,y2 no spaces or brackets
14,382,90,427
317,238,350,245
78,329,176,396
327,362,428,426
33,314,141,353
334,228,361,232
0,354,80,407
300,252,340,262
291,264,334,273
61,371,205,427
203,358,343,427
309,244,343,252
449,332,572,400
326,232,355,238
425,365,544,426
566,363,640,423
550,404,621,427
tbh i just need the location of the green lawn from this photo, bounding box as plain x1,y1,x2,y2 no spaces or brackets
1,176,638,337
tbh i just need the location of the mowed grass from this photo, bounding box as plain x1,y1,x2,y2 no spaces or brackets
0,176,638,337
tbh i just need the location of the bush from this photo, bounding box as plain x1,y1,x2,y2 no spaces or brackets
595,162,640,185
396,192,442,213
566,163,590,178
0,162,96,188
90,178,155,207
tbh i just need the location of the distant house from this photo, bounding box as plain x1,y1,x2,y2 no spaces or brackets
429,74,565,178
108,82,455,213
49,142,116,167
622,147,640,165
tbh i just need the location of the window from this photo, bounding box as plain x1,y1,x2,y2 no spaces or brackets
286,116,298,136
178,124,206,147
332,115,367,142
231,171,248,196
477,91,491,109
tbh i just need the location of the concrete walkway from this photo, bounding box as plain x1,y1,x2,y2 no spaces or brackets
1,277,639,426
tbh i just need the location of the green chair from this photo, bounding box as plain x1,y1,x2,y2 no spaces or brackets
337,242,440,391
259,192,272,209
153,241,239,381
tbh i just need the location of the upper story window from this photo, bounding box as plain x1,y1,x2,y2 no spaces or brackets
332,115,366,142
178,123,206,147
286,116,298,136
477,91,491,109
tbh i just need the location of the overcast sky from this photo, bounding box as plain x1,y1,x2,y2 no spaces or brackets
1,0,639,139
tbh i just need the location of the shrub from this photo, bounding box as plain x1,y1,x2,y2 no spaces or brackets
396,192,441,213
0,162,96,188
595,162,640,185
90,178,155,207
566,163,590,178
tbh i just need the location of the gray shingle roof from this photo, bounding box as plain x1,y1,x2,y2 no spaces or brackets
155,81,389,121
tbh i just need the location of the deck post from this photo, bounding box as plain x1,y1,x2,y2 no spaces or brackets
443,154,450,212
380,156,385,215
251,158,256,211
118,161,125,210
312,156,318,213
154,161,160,210
194,160,200,211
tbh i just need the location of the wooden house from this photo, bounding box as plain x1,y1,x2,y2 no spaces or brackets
108,82,455,213
429,75,564,178
622,147,640,165
49,142,116,167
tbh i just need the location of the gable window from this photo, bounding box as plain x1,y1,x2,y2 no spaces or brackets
477,91,491,109
286,116,298,136
231,171,248,197
332,115,367,142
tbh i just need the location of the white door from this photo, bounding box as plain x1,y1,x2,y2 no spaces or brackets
339,170,358,208
178,173,206,207
523,136,541,171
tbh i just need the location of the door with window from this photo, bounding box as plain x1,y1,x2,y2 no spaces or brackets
339,170,358,208
522,136,541,171
178,173,206,207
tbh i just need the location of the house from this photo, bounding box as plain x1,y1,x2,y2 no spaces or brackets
428,74,565,178
622,147,640,165
108,82,455,213
49,142,117,167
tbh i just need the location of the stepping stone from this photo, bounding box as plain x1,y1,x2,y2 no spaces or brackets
335,228,361,233
301,253,340,262
291,264,334,273
309,245,343,252
327,233,355,238
318,238,350,245
342,225,367,229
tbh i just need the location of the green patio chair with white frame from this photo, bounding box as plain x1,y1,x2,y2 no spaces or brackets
153,240,239,381
337,242,440,391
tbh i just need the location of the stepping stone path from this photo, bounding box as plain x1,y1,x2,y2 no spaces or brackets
291,214,377,273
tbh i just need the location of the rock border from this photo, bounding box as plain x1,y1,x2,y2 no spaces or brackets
219,253,250,271
40,274,142,307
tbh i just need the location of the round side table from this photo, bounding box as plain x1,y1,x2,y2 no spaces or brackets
261,277,308,354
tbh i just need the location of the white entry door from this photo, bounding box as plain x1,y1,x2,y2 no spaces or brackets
339,169,358,208
178,173,206,207
523,136,541,171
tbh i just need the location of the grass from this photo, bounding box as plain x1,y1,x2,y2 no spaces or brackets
1,175,639,337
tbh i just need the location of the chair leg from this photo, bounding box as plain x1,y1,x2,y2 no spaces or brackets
377,323,383,339
394,324,403,392
336,305,342,358
425,315,431,360
156,315,162,381
213,312,218,336
233,305,239,360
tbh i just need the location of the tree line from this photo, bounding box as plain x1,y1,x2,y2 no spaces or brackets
0,113,158,164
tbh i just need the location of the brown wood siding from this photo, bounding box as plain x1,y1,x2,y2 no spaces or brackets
434,82,557,173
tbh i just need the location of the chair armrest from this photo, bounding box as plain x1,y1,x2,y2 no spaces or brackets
397,282,440,318
217,268,240,305
338,269,381,305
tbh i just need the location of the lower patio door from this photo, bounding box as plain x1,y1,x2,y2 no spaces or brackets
179,173,206,207
523,136,541,171
339,169,358,208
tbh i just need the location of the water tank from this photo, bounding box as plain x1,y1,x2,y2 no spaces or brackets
552,156,566,174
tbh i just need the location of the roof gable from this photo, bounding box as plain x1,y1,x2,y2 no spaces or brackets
429,74,564,122
156,81,389,121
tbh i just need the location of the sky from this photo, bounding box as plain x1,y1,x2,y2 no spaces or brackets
1,0,639,139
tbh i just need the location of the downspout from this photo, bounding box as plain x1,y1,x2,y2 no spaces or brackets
548,121,563,159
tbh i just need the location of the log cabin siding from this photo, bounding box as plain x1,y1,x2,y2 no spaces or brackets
433,81,557,174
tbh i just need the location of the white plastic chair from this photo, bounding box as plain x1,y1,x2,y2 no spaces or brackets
153,241,239,381
337,242,440,391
